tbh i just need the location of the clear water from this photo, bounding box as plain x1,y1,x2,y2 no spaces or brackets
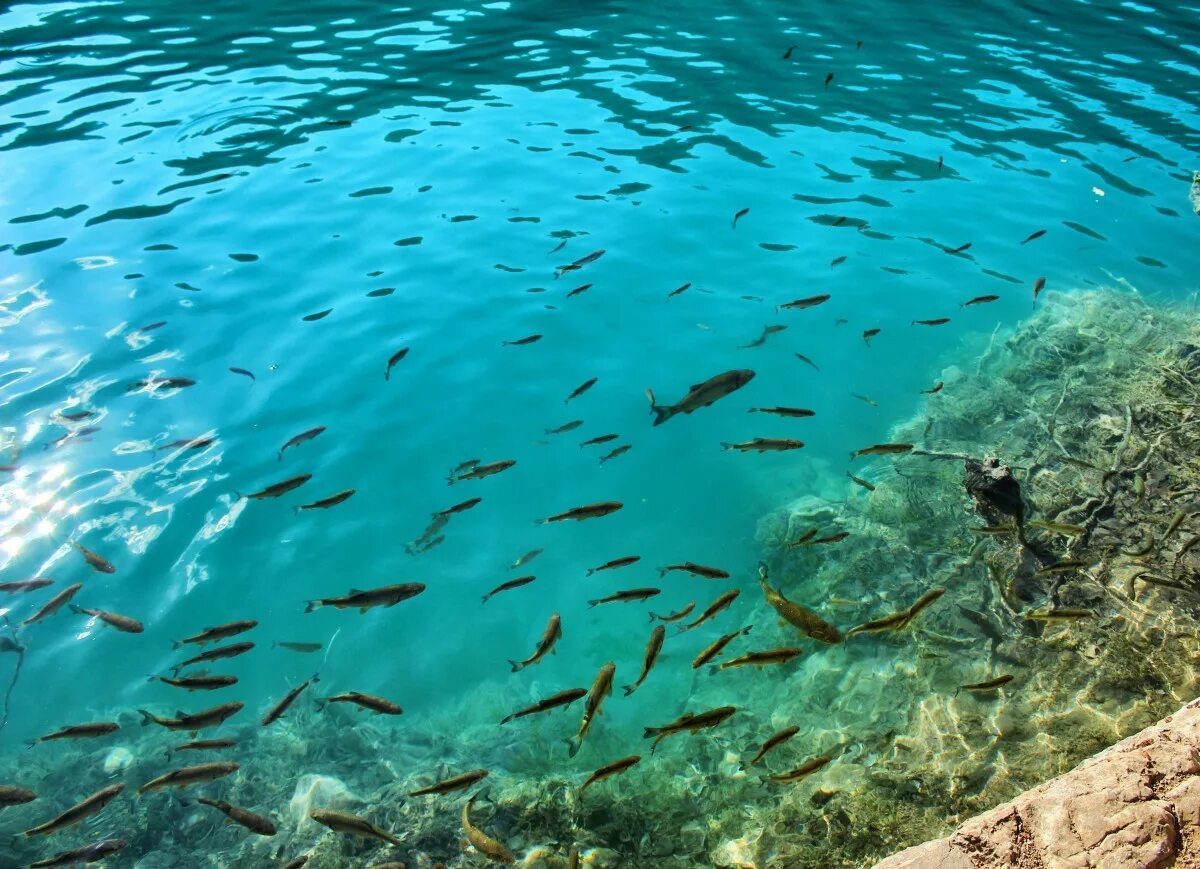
0,0,1198,866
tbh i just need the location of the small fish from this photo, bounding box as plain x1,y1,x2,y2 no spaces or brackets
659,562,729,579
22,582,83,626
319,692,403,715
58,410,94,421
668,282,691,297
302,309,332,322
262,674,319,726
172,738,236,753
937,155,944,171
75,543,115,574
409,769,489,797
23,784,124,836
911,318,951,326
1164,509,1189,542
138,702,244,732
157,437,215,452
555,248,605,279
69,604,144,634
195,798,276,836
385,347,409,380
32,722,119,744
811,532,850,545
748,406,814,418
1033,276,1046,302
969,525,1017,535
229,367,256,381
692,625,752,668
172,642,254,673
153,674,238,691
501,688,587,724
581,433,619,447
922,381,944,394
588,588,660,607
139,761,239,794
567,661,616,756
648,369,756,425
279,426,326,461
845,610,910,638
510,548,544,569
721,438,805,452
783,45,797,59
295,489,355,512
310,809,406,847
830,255,846,267
903,587,946,625
482,576,536,603
1035,560,1088,575
462,793,515,863
824,72,834,86
643,705,736,751
539,501,623,523
746,725,800,765
851,442,913,459
947,242,972,254
1026,519,1086,537
436,497,482,517
273,641,322,653
957,674,1014,694
961,294,999,307
787,528,818,547
304,583,425,613
777,294,830,311
758,562,841,643
0,579,53,594
580,755,641,795
243,474,311,500
1020,229,1046,245
846,472,875,492
566,283,592,298
599,444,632,464
565,378,598,405
130,376,196,392
28,840,127,868
503,334,542,346
769,755,832,783
650,601,696,623
0,785,36,806
794,353,820,370
739,325,787,348
450,459,516,484
509,612,562,672
719,646,802,669
1024,607,1093,622
623,626,665,696
681,589,739,631
546,420,584,434
587,555,640,576
862,328,880,345
732,207,749,228
451,458,480,476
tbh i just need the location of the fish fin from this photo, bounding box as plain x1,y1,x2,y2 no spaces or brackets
642,726,658,739
24,739,35,750
348,588,364,595
586,599,598,608
507,660,522,673
172,640,183,650
586,568,595,576
650,405,672,426
138,710,155,727
720,442,734,450
303,601,319,614
622,685,635,697
176,710,187,718
500,714,513,725
480,595,489,604
657,567,667,578
566,737,580,758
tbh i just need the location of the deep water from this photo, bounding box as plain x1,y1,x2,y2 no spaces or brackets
1,0,1199,866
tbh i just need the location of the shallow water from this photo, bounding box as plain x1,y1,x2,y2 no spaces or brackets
1,0,1198,866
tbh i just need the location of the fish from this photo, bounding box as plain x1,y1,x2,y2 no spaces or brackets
171,738,237,753
961,294,999,307
566,283,592,298
482,576,536,603
462,793,515,863
681,589,739,631
1026,519,1086,537
566,378,598,403
59,410,94,421
502,334,542,346
310,809,406,847
304,583,426,613
719,647,803,669
409,769,489,797
280,856,311,869
970,525,1017,535
130,376,195,392
274,641,322,653
923,382,944,394
0,785,36,806
650,601,696,623
0,579,53,593
501,688,587,724
748,406,814,418
722,438,804,452
385,348,409,380
22,583,83,626
555,248,605,278
302,309,332,322
75,544,115,574
157,436,216,452
692,626,752,668
648,369,756,425
450,459,516,484
69,605,143,633
795,353,820,370
295,489,356,512
757,562,842,643
902,587,946,626
567,662,616,756
911,318,951,326
436,497,482,517
586,555,640,576
769,755,832,783
509,613,562,672
32,722,119,743
623,626,665,696
229,367,255,381
947,242,972,254
1035,560,1088,575
261,673,319,726
451,459,480,476
138,702,244,732
783,45,797,59
1164,510,1189,542
777,294,830,311
23,784,124,836
852,392,878,407
824,72,834,86
279,426,326,461
739,325,787,348
851,443,913,459
242,474,311,500
732,207,749,228
546,420,584,434
140,760,240,794
846,472,875,492
746,725,800,766
830,255,847,267
172,641,254,673
862,328,881,345
588,588,660,607
643,705,736,751
195,798,276,836
659,562,729,579
599,444,632,464
539,501,623,523
1033,276,1046,302
810,531,850,545
957,675,1014,694
153,674,238,691
581,434,619,447
668,282,691,297
845,610,910,638
1020,229,1046,244
28,840,127,868
787,529,818,547
1024,607,1093,622
580,755,641,795
320,692,403,715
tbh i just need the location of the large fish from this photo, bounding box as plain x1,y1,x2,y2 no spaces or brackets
647,370,755,425
304,583,425,613
757,563,841,643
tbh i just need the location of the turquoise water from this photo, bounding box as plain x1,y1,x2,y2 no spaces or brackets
1,0,1198,866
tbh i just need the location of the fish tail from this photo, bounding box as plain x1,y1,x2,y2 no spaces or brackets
303,600,319,614
622,684,636,697
586,568,595,576
24,739,35,750
650,404,673,426
138,709,155,727
507,660,522,673
500,713,514,725
720,442,734,450
480,594,490,604
657,567,667,577
586,599,598,608
566,737,580,757
642,726,659,739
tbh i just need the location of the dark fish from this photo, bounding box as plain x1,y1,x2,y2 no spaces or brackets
548,239,568,254
922,381,944,394
682,589,739,631
623,626,665,696
436,497,482,517
70,605,143,633
846,472,875,491
739,325,787,349
1020,229,1046,244
274,641,322,653
243,474,311,500
937,155,943,171
777,294,830,311
229,367,255,381
262,673,319,726
140,762,239,794
28,839,127,868
588,587,660,607
555,249,605,278
580,755,641,795
171,738,236,753
748,406,814,418
508,612,561,672
845,610,910,638
279,426,326,461
758,562,841,643
581,433,619,447
648,369,755,425
0,785,36,806
830,255,846,267
1025,607,1093,622
643,705,736,751
195,798,277,836
500,687,587,724
32,722,119,743
957,674,1013,694
567,661,616,756
539,501,623,523
947,242,972,254
692,626,751,668
599,444,631,464
911,318,951,326
58,410,94,422
130,376,195,392
22,582,83,625
769,755,832,782
450,459,516,483
851,443,913,459
546,420,584,434
304,583,425,613
311,809,405,847
719,646,803,669
746,725,800,765
409,769,489,797
903,587,946,624
320,692,403,715
1033,276,1046,302
721,438,804,452
810,532,849,545
153,672,237,691
75,544,115,574
138,702,244,732
23,785,124,836
787,529,818,547
659,562,729,579
586,555,640,576
302,309,332,322
462,794,514,863
172,641,254,673
651,601,696,623
1035,560,1088,575
157,437,215,451
0,579,53,593
732,207,749,228
794,353,820,370
385,347,409,380
783,45,797,59
295,489,355,512
566,283,592,298
502,334,542,346
482,575,536,603
862,328,880,345
961,294,999,307
668,282,691,297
